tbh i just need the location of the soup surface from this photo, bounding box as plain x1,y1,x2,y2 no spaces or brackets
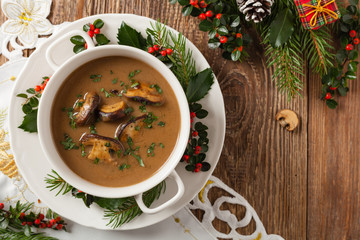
52,56,181,187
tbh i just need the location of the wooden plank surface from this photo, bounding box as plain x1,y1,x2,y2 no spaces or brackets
0,0,359,239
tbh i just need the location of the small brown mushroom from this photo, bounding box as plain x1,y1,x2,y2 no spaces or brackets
115,114,147,142
74,92,100,126
275,109,299,131
80,133,123,163
99,101,127,122
124,84,164,105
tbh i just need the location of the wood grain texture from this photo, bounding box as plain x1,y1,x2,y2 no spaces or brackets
1,1,359,239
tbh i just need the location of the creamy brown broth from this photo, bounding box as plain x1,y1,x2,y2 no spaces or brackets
51,57,181,187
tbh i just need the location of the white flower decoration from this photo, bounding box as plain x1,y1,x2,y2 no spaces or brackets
1,0,52,48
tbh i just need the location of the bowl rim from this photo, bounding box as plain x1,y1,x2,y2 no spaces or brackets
38,44,190,198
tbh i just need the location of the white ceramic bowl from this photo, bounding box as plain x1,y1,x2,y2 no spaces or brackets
38,30,189,214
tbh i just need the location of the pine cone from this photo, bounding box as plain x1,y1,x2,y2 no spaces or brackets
237,0,274,23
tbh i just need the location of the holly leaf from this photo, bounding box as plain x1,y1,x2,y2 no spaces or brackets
269,8,295,48
95,34,110,45
117,22,147,50
326,99,338,109
73,45,86,54
182,5,193,16
199,20,213,31
93,19,104,29
18,109,38,133
93,197,128,210
186,68,214,103
70,35,85,45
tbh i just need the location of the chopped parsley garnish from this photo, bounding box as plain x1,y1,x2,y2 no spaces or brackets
117,150,122,158
130,82,139,88
124,107,134,115
90,74,102,82
89,124,97,134
135,126,140,131
150,84,163,94
76,101,84,108
126,137,144,167
158,121,165,127
110,70,113,74
159,143,164,148
139,105,147,113
94,158,100,164
128,69,141,81
61,107,66,112
147,143,156,157
61,134,79,150
81,144,86,157
112,78,118,84
100,88,113,98
66,108,76,129
105,142,111,147
118,163,130,171
143,112,158,128
120,81,125,86
77,94,82,98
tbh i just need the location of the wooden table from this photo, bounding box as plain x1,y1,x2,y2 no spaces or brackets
1,1,359,239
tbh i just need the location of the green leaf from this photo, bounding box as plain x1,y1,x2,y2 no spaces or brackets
199,20,213,31
0,218,9,229
208,38,221,49
26,88,35,94
94,197,128,210
96,34,110,45
70,35,86,45
230,16,240,27
178,0,189,6
348,61,358,72
340,35,349,48
18,109,38,133
349,0,359,6
269,8,295,48
73,45,85,54
338,86,348,96
347,5,357,15
93,19,104,29
182,5,193,16
117,22,147,49
208,29,217,39
212,18,220,27
22,103,32,114
345,71,357,79
29,97,39,107
217,26,228,35
336,49,347,63
83,24,90,32
24,224,31,237
201,162,211,171
195,109,208,118
231,49,241,61
186,68,214,103
326,99,338,109
17,93,27,98
349,50,358,60
195,122,208,131
342,14,354,24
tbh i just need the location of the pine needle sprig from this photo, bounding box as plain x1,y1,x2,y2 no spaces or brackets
146,21,170,49
0,228,58,240
45,170,73,196
103,181,166,228
303,28,335,75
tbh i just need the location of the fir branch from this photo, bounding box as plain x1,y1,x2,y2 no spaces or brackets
103,181,166,228
146,22,169,49
0,228,58,240
44,170,74,196
304,28,335,75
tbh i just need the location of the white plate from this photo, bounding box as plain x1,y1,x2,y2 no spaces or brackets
8,14,225,230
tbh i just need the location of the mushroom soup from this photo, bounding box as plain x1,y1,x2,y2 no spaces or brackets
51,57,181,187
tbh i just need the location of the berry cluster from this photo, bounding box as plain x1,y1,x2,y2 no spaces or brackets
20,213,64,230
34,76,50,93
345,30,359,51
148,44,174,57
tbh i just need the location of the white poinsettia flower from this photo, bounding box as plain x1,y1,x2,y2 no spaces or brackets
1,0,52,48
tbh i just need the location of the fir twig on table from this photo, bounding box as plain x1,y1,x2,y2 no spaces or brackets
0,228,58,240
45,170,73,196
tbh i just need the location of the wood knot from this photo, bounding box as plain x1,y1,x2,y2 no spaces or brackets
275,109,299,132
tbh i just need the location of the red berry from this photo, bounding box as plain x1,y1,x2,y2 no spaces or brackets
238,46,243,52
34,219,41,225
90,24,94,31
27,222,33,226
236,33,243,38
194,168,200,172
94,28,100,34
199,0,207,8
88,30,94,38
325,92,332,100
38,214,44,220
160,50,167,56
219,36,228,44
195,146,201,154
166,48,173,55
35,85,41,92
40,82,46,90
354,38,360,45
346,44,354,51
192,131,198,137
190,112,196,118
205,10,213,18
0,203,4,210
199,13,206,20
57,224,63,230
196,163,202,168
22,222,26,226
20,212,26,219
50,219,56,225
47,223,52,228
350,30,356,38
215,33,219,38
56,216,61,222
191,118,194,123
215,13,222,19
190,0,198,6
329,86,337,90
40,223,46,228
153,45,159,51
148,47,154,53
183,155,189,162
84,43,88,49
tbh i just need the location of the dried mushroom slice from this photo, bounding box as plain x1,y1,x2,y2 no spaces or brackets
124,83,164,105
74,92,100,126
80,133,123,164
99,101,127,122
115,114,147,142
